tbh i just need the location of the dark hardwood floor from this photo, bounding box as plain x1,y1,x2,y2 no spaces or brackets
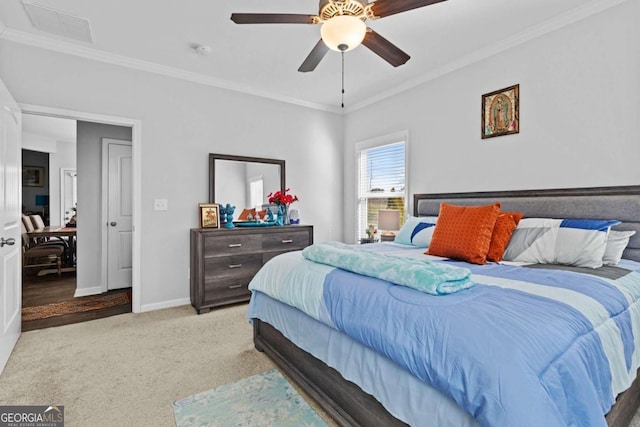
22,270,132,332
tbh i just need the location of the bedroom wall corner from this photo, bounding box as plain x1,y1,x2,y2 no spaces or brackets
342,0,640,243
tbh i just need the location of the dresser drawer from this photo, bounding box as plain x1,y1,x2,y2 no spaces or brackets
204,253,263,280
262,230,310,251
191,225,313,314
203,276,251,304
203,234,261,256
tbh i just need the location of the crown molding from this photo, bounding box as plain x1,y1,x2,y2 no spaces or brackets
1,0,627,116
0,28,343,115
346,0,630,113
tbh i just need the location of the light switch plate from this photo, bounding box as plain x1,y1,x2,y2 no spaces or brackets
154,199,168,211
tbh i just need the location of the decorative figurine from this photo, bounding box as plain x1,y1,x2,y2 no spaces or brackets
223,204,235,228
219,206,227,225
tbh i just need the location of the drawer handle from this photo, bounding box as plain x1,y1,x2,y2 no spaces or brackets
228,284,243,289
228,243,242,248
228,264,242,269
281,239,294,244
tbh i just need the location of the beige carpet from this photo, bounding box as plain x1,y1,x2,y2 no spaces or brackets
0,304,335,427
0,304,638,426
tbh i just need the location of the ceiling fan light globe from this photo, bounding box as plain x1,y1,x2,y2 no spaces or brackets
320,15,366,52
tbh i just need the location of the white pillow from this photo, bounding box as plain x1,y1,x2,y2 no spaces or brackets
503,218,620,268
603,230,636,265
394,216,437,247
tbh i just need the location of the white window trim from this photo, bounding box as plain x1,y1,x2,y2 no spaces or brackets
249,175,264,210
354,130,410,242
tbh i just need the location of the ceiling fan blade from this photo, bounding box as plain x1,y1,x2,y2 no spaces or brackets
230,13,317,24
370,0,446,18
298,40,329,73
362,29,410,67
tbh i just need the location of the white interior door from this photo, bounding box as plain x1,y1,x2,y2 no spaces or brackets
106,142,132,290
0,78,22,374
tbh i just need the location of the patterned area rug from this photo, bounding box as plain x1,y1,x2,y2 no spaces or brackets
22,291,131,322
172,369,328,427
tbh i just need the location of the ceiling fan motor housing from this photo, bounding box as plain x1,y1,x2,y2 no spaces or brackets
319,0,368,21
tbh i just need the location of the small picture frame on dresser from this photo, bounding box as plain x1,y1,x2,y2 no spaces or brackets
199,203,220,228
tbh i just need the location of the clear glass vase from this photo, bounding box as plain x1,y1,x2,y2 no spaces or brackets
276,204,289,226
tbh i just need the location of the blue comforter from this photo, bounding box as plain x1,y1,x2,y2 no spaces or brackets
248,245,640,427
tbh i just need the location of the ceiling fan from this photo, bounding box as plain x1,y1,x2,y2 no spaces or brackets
231,0,446,73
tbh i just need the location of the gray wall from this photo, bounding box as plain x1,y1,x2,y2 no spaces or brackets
76,121,132,293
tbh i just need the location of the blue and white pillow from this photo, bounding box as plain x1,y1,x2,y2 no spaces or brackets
394,216,438,247
503,218,620,268
603,230,636,265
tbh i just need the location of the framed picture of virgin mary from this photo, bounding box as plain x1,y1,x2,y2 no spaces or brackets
481,84,519,139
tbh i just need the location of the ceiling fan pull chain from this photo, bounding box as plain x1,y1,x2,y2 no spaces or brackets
341,50,345,108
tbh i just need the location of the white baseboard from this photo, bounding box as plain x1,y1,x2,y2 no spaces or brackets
74,286,103,297
140,297,190,313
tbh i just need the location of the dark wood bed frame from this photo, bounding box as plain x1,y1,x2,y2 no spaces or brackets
253,186,640,427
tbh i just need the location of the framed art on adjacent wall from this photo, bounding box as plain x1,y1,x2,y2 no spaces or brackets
199,203,220,228
22,165,45,187
482,84,519,139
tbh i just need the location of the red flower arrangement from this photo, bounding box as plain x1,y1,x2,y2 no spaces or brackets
268,188,299,206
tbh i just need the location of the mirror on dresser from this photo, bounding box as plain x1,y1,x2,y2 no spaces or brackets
209,153,285,212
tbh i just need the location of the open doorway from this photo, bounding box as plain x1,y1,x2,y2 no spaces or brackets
21,113,136,330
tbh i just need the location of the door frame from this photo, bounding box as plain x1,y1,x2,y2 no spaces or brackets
19,103,142,313
101,138,132,292
59,167,77,225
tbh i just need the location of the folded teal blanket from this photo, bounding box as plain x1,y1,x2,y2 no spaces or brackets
301,241,474,295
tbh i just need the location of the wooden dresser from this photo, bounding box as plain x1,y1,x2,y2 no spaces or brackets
190,225,313,314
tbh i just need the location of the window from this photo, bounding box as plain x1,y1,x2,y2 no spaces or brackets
249,176,263,210
356,137,406,241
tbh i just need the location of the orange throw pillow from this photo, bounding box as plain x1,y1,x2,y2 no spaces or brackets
427,202,501,264
486,212,524,262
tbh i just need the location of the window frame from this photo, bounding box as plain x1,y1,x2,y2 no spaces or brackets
354,130,409,242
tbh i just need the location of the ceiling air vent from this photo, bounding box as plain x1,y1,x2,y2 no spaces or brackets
22,1,93,43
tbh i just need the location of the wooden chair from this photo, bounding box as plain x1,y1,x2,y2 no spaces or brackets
22,214,35,232
22,214,43,245
27,214,68,247
29,214,46,229
21,226,64,277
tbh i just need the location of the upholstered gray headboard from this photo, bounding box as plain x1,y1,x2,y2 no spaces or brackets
414,186,640,263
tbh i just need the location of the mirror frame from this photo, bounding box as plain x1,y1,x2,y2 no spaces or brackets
209,153,286,204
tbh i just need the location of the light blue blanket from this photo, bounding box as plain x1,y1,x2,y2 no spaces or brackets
248,244,640,426
301,241,473,295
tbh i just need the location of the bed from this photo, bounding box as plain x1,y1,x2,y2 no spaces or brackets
247,186,640,427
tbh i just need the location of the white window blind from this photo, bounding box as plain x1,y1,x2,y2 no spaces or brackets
357,140,406,241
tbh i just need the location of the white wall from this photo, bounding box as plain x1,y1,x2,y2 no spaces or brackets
22,132,58,153
0,40,344,310
343,1,640,243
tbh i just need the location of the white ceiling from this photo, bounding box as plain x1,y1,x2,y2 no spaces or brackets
0,0,623,112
